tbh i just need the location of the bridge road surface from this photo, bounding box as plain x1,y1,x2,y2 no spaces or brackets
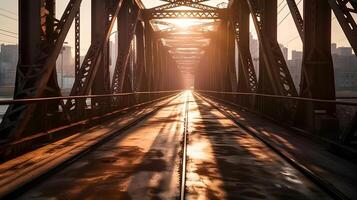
15,91,332,200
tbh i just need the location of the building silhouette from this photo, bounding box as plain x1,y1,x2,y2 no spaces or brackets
0,44,18,87
287,43,357,92
56,44,75,89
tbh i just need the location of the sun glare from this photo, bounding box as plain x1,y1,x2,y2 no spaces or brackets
174,19,200,29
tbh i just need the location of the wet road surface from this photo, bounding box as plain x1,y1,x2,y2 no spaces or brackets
14,91,332,199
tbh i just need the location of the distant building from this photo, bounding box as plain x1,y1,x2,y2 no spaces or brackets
331,45,357,91
286,44,357,92
56,44,74,76
337,47,353,57
56,44,74,88
110,32,118,66
291,50,303,60
0,44,18,87
333,54,357,91
287,59,302,90
280,44,288,61
331,43,337,55
249,34,259,77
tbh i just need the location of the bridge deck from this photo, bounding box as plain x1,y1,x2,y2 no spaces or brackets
0,92,355,199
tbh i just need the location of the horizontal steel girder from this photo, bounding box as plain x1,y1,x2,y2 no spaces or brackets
152,0,217,11
157,32,212,39
141,9,228,20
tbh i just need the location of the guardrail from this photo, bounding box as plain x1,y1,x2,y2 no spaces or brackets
0,90,182,125
197,90,357,145
0,90,182,160
0,91,182,105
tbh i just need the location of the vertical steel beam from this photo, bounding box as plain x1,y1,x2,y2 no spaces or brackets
135,22,146,92
152,39,160,91
210,37,217,91
39,0,62,122
144,21,154,91
0,0,63,142
18,1,41,68
246,0,297,123
257,0,277,96
111,0,139,94
220,21,229,92
220,20,238,93
213,32,222,91
91,0,110,108
233,0,257,94
247,0,297,97
75,10,80,76
296,0,337,132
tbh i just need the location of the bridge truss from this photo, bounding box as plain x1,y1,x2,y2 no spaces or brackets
0,0,356,158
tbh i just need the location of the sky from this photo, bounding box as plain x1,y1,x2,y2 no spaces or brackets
0,0,352,59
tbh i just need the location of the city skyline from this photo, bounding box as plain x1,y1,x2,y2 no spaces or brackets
0,0,354,59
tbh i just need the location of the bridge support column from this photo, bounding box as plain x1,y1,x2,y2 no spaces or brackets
91,0,110,109
227,21,238,94
152,39,160,91
236,8,249,93
255,0,279,117
220,20,238,101
234,0,257,107
144,21,154,92
257,0,277,96
111,0,139,96
206,43,214,90
247,0,297,123
135,22,147,92
213,32,223,93
0,0,62,141
296,0,338,133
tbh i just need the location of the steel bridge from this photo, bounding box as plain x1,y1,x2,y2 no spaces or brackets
0,0,357,199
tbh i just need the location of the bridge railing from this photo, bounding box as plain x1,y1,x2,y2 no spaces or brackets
197,90,357,145
0,90,181,159
0,90,181,123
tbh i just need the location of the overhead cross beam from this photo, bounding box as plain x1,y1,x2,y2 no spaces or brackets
152,0,216,11
141,9,228,20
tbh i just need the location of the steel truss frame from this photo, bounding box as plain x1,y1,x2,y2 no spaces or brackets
141,9,228,20
2,0,357,147
152,0,217,11
0,0,184,146
111,0,140,95
195,0,356,141
0,0,82,142
327,0,357,143
247,0,297,97
231,0,257,94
